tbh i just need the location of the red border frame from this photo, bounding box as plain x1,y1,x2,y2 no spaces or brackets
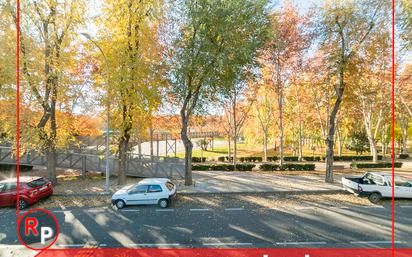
14,0,399,256
390,0,396,256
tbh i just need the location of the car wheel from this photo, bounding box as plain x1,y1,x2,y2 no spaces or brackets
18,199,28,210
115,199,126,209
158,199,168,208
368,192,382,204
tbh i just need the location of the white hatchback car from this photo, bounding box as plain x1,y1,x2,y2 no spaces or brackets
111,178,176,209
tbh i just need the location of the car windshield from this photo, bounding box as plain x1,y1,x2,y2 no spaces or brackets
363,173,386,186
27,178,48,188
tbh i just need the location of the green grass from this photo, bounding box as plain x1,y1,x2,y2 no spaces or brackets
174,142,375,159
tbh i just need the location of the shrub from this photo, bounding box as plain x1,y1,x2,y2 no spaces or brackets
196,138,211,151
191,164,211,171
192,163,255,171
217,156,226,162
284,156,299,162
235,164,256,171
260,163,315,171
350,162,403,169
333,155,382,161
302,156,323,162
192,157,206,163
399,154,409,159
240,156,263,162
267,156,278,162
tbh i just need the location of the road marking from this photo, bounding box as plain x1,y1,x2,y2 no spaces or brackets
86,208,108,213
350,241,402,244
275,242,327,245
53,210,69,213
57,244,86,248
400,205,412,208
121,209,140,212
99,243,108,247
0,244,26,248
359,206,385,209
156,209,175,212
295,207,314,210
225,208,244,211
190,208,210,212
128,243,180,247
203,242,253,246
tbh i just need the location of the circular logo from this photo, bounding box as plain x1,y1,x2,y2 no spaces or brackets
17,208,60,250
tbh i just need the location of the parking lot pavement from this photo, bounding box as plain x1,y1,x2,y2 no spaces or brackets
178,170,345,194
1,194,411,252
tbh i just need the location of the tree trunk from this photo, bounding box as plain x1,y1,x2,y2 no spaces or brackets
227,132,231,160
276,62,284,167
118,134,129,185
150,127,154,157
46,149,57,184
381,125,387,156
297,109,303,162
181,119,193,186
263,131,268,162
336,120,342,157
370,140,378,162
233,92,237,170
400,118,409,154
294,83,303,162
325,87,344,183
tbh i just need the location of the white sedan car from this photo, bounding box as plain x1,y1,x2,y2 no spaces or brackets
111,178,176,209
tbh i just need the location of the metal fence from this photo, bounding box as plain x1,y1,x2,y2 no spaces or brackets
0,146,185,179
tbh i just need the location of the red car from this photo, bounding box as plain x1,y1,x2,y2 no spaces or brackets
0,176,53,209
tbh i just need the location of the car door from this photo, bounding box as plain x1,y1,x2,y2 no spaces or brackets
0,183,8,206
395,179,412,198
147,185,164,204
370,174,391,197
402,182,412,198
0,183,17,206
124,185,149,205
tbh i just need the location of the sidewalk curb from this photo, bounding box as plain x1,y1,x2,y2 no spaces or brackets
178,189,346,196
52,189,346,197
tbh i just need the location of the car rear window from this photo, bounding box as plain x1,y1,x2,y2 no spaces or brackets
27,178,48,188
166,181,174,191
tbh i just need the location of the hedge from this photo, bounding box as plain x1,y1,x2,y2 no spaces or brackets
239,156,263,162
302,156,323,162
0,164,33,172
192,157,207,163
267,156,278,161
350,162,403,169
216,155,382,163
333,155,382,161
399,154,409,159
260,163,316,171
192,163,256,171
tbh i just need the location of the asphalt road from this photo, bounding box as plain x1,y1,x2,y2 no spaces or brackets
0,199,411,249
